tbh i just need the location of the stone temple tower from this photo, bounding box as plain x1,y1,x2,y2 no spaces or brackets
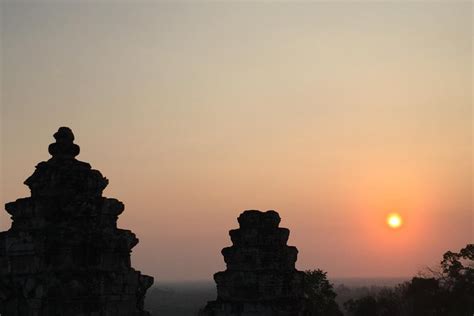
0,127,153,316
200,210,307,316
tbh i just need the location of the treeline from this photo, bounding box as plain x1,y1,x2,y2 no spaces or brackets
305,244,474,316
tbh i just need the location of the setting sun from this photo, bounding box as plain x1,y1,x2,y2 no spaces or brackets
387,213,403,229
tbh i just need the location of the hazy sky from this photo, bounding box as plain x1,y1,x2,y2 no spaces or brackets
1,1,472,281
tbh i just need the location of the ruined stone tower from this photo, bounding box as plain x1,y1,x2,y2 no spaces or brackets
0,127,153,316
200,210,307,316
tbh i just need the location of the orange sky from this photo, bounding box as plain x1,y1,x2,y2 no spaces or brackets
1,2,472,281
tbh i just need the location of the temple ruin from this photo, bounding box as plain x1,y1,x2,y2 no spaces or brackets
0,127,153,316
200,210,308,315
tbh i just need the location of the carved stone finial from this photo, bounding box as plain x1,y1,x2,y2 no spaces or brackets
48,126,80,159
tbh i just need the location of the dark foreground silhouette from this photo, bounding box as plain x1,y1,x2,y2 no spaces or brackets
0,127,153,315
344,244,474,316
0,128,472,316
145,278,405,316
145,244,473,316
200,210,309,315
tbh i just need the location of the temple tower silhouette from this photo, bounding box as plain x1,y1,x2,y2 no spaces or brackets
0,127,153,316
200,210,307,315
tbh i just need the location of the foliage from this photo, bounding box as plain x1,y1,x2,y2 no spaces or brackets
303,269,343,316
344,295,378,316
344,244,474,316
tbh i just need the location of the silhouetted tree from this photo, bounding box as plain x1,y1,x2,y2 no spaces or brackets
344,244,474,316
403,277,445,316
439,244,474,315
376,287,403,316
303,269,343,316
344,295,378,316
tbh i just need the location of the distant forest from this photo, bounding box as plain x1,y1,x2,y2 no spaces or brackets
146,244,473,316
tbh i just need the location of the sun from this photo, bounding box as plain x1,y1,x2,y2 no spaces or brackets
387,213,403,229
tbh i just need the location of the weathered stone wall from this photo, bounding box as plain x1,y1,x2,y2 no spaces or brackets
200,210,308,316
0,127,153,316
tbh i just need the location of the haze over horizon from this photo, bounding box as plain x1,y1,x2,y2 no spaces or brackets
1,1,472,282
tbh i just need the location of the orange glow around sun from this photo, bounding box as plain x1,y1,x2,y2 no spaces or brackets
387,213,403,229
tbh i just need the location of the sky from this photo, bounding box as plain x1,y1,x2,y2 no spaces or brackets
0,1,472,282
